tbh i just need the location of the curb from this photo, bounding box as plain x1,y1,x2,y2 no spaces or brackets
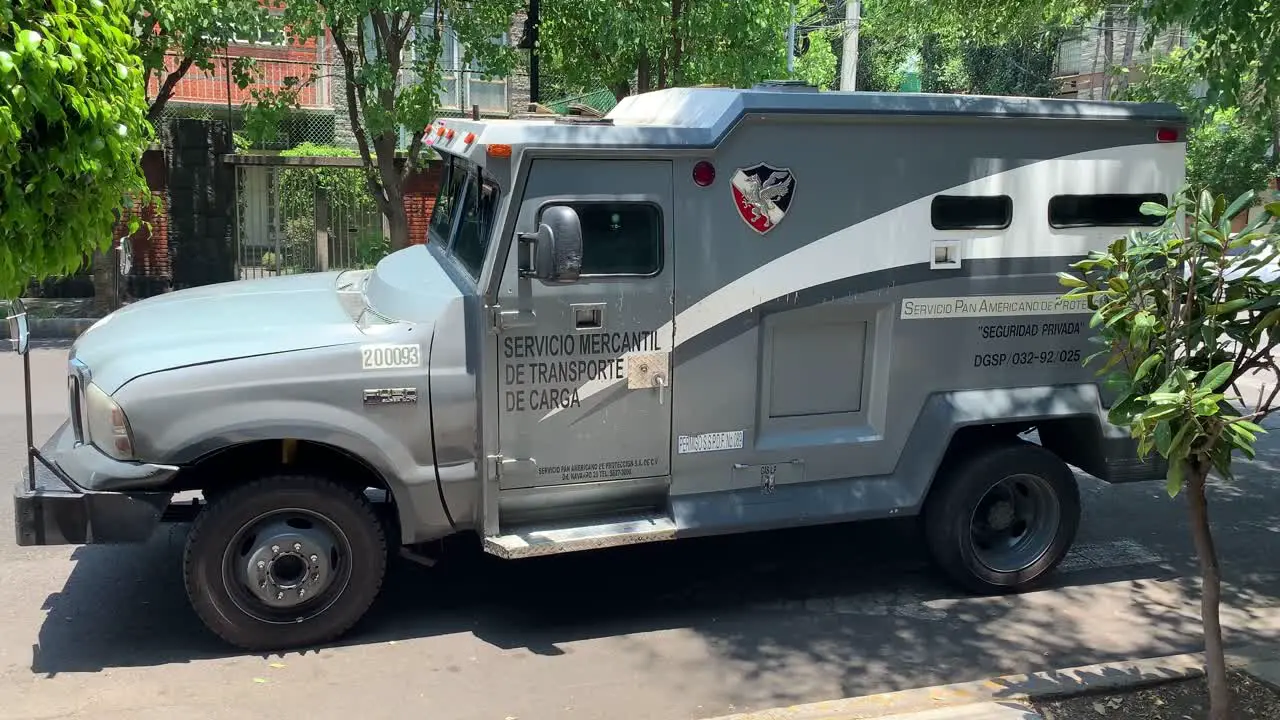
0,317,98,341
701,648,1278,720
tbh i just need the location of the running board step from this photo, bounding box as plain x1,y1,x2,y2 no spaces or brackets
483,513,677,559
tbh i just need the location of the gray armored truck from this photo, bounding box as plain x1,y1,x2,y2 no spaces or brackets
13,83,1184,651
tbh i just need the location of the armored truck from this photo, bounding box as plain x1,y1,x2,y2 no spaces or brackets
13,83,1185,651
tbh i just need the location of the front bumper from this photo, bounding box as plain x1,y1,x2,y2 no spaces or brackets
13,421,176,547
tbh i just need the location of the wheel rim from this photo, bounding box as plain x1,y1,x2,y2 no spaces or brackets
221,508,354,624
967,473,1061,574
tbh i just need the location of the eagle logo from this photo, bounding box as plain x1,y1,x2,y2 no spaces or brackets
730,163,796,235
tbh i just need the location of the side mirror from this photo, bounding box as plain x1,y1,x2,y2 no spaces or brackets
518,205,583,282
6,299,29,355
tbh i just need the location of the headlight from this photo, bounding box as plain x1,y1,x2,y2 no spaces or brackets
84,382,135,461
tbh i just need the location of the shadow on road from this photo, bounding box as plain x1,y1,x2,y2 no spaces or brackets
22,433,1280,710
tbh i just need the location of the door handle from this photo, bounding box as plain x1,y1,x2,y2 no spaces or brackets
572,303,604,330
654,373,667,405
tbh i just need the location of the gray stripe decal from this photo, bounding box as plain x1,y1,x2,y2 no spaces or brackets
566,255,1084,427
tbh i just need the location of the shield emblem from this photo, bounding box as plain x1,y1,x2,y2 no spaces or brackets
730,163,796,235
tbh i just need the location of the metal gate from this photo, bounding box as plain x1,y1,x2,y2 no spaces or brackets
234,160,387,280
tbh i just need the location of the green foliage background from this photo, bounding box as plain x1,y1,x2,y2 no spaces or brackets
0,0,152,298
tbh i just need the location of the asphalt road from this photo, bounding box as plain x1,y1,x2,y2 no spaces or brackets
1,345,1279,720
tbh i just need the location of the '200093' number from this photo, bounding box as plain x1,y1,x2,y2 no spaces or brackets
361,344,421,370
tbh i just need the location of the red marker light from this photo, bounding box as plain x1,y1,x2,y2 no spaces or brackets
463,132,476,144
692,160,716,187
437,126,447,137
1156,127,1179,143
446,128,455,139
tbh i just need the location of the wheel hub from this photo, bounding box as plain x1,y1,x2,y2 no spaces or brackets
986,500,1016,532
241,520,336,609
968,474,1062,575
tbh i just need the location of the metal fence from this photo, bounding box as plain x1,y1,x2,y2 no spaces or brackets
234,162,388,280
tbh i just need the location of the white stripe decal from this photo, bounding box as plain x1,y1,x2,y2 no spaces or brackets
539,141,1184,421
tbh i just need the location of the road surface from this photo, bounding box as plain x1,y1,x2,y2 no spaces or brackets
2,344,1278,720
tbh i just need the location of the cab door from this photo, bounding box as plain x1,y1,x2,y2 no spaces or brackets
495,159,674,490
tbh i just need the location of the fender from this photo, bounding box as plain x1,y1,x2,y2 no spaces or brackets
144,400,451,545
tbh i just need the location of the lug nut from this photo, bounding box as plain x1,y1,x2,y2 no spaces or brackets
277,591,284,600
310,554,318,563
257,560,266,569
293,543,302,551
298,588,306,598
271,545,280,554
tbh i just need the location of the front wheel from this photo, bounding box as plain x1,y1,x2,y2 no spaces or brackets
183,474,388,651
922,440,1080,594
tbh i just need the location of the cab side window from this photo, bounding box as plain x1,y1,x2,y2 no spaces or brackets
548,202,661,277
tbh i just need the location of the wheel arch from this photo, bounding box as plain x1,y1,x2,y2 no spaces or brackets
911,385,1109,508
166,428,425,545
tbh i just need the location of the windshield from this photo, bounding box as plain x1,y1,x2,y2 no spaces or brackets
427,153,500,279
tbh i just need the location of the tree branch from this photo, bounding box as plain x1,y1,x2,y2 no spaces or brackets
146,56,196,125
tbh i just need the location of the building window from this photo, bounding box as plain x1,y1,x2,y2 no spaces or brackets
1048,193,1168,228
930,195,1013,230
411,13,508,113
539,202,663,277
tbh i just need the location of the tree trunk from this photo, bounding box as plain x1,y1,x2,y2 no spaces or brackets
610,80,631,101
90,246,116,315
385,194,411,251
1187,462,1231,720
1101,7,1114,99
1116,11,1138,94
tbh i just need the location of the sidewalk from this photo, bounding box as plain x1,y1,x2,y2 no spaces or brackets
701,646,1280,720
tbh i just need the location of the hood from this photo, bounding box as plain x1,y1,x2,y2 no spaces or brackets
74,270,364,394
74,246,467,394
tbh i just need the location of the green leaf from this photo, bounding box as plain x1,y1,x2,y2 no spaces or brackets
1225,190,1255,220
1166,460,1184,498
1056,272,1086,288
1154,420,1173,455
1198,361,1234,392
1169,419,1196,459
1134,352,1163,382
1208,298,1253,317
1140,201,1170,217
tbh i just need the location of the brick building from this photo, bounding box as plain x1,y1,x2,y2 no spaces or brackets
112,7,532,301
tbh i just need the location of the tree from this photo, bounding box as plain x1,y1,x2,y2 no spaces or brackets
264,0,519,252
1058,189,1280,719
537,0,794,101
132,0,283,124
849,0,1067,97
0,0,153,299
1118,47,1276,221
1141,0,1280,158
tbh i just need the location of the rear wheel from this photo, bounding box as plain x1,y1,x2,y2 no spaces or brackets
923,440,1080,594
183,474,387,651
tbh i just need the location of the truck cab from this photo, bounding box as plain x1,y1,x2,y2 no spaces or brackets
13,83,1184,651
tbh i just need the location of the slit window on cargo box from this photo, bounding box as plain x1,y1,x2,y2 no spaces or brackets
540,202,662,277
930,195,1013,230
1048,193,1168,228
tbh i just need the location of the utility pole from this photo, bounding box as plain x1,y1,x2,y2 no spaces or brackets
839,0,861,91
786,2,796,75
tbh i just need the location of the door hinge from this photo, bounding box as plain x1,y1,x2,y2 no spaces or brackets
487,453,503,479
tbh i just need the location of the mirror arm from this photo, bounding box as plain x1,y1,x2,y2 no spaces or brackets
516,231,539,278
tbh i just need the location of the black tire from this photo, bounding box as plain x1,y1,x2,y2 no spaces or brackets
922,439,1080,595
183,474,388,651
